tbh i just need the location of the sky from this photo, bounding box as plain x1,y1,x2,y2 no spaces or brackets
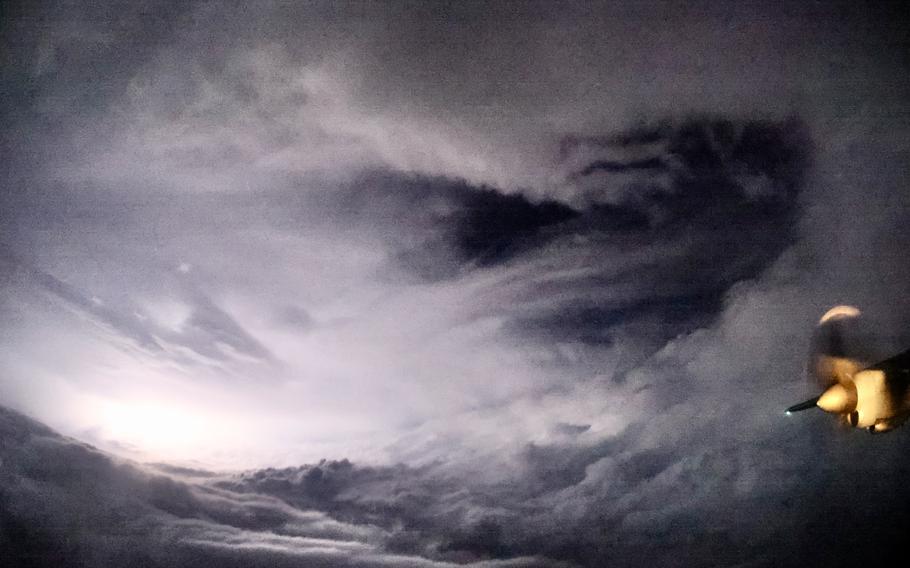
2,1,910,567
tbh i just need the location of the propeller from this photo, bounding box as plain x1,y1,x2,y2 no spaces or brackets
807,305,866,389
786,305,866,422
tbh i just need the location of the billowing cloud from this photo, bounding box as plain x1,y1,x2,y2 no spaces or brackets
0,405,563,567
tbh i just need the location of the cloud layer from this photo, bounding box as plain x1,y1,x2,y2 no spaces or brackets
0,405,563,567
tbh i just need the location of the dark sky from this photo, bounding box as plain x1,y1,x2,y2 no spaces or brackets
2,1,910,567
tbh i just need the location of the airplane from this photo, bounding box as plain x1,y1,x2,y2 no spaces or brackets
786,305,910,433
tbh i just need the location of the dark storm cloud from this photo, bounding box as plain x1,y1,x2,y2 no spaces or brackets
575,157,667,177
506,117,811,349
449,190,578,268
0,405,560,568
322,173,580,278
211,394,910,568
195,414,910,568
317,116,809,358
2,0,863,198
1,1,910,568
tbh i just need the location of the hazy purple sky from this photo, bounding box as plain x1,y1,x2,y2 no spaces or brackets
2,2,910,567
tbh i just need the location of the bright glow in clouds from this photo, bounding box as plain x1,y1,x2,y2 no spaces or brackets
94,399,210,456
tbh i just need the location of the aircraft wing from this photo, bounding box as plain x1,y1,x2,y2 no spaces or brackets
865,348,910,401
866,348,910,375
